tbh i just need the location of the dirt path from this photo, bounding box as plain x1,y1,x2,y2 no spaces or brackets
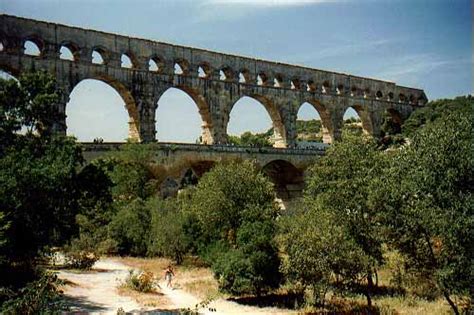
60,258,295,314
159,276,296,315
58,258,146,314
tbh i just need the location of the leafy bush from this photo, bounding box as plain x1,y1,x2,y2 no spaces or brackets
64,250,98,270
122,270,157,293
187,161,281,295
148,198,188,264
108,199,151,256
0,272,67,314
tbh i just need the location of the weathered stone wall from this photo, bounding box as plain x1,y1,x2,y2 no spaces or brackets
81,142,321,200
0,14,428,146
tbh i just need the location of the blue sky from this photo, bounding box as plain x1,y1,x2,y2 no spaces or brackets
2,0,472,142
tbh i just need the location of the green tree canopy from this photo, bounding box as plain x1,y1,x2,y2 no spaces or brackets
374,99,473,314
187,161,281,295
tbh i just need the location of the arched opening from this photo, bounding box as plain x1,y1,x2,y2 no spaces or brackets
342,106,368,137
290,79,300,90
336,84,344,95
363,88,371,99
388,92,394,101
376,90,383,100
274,75,282,88
239,70,249,83
262,160,304,201
149,59,159,72
155,87,213,144
219,67,233,82
257,73,267,86
149,56,162,72
24,40,41,56
0,69,17,81
306,80,316,92
227,95,285,148
198,64,210,78
351,86,358,97
59,45,75,61
296,102,332,145
179,160,216,189
66,79,138,142
174,63,184,75
382,108,403,136
92,49,105,65
121,54,133,69
322,81,330,94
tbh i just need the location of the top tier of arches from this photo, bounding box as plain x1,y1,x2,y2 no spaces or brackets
0,14,427,106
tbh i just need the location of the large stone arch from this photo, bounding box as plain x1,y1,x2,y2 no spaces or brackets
297,100,335,144
154,85,214,144
342,103,375,137
0,63,20,78
261,159,304,200
225,94,287,148
68,75,140,141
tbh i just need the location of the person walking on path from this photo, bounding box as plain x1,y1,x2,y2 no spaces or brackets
164,265,175,288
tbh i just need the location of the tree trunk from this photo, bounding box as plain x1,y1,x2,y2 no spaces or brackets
442,291,459,315
366,270,373,308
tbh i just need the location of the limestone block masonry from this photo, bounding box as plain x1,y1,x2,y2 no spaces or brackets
0,14,427,147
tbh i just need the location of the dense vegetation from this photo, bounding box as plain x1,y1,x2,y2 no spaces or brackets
228,117,362,146
0,72,472,313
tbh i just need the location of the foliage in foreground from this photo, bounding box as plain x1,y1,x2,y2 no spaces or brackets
282,96,473,314
187,161,281,295
282,134,386,307
0,272,67,314
374,105,473,314
121,270,158,293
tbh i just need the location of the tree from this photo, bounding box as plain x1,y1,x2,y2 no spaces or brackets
301,134,387,306
375,101,473,314
148,197,189,264
0,72,110,311
108,198,151,256
227,131,272,147
281,207,371,307
401,95,472,138
0,71,63,149
187,161,281,295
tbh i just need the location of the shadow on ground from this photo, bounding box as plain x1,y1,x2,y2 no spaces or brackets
62,295,108,312
228,291,305,309
63,295,187,315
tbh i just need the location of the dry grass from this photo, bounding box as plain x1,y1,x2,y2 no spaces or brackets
115,256,458,314
117,286,172,308
115,256,219,300
300,295,452,315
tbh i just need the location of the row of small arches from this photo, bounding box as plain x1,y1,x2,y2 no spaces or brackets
2,38,422,104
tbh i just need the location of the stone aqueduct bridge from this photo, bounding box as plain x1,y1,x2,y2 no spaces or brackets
0,14,427,148
82,142,327,200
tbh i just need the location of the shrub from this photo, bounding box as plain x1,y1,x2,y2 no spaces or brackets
64,250,98,270
0,272,67,314
148,198,188,264
122,270,157,293
187,161,281,295
108,198,151,256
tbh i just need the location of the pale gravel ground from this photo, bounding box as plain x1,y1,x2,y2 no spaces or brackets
59,258,296,315
58,258,147,314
